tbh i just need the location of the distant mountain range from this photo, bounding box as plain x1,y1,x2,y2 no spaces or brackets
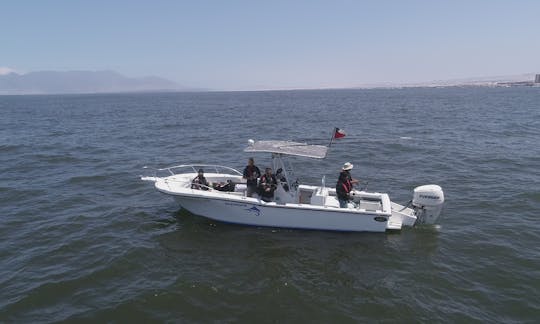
0,70,191,94
1,70,537,94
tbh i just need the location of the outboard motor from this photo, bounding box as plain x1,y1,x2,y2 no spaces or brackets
412,184,445,225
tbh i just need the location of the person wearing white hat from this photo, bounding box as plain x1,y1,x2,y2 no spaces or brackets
336,162,360,208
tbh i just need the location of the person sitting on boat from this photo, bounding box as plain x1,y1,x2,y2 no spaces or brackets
213,179,235,192
258,167,278,202
336,162,360,208
243,157,261,197
191,169,210,190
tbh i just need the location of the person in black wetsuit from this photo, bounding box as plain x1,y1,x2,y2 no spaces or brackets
191,169,210,190
243,157,261,197
258,167,278,202
336,162,360,208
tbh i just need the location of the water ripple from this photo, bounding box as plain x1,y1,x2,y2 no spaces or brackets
1,88,539,322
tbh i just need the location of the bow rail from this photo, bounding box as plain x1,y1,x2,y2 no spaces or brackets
143,164,243,179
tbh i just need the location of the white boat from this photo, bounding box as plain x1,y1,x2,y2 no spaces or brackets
141,140,445,232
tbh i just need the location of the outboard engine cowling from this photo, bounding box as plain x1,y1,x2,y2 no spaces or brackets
412,184,444,225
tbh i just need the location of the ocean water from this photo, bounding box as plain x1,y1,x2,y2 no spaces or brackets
1,88,539,322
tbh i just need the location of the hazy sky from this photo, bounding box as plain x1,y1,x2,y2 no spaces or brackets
1,0,539,90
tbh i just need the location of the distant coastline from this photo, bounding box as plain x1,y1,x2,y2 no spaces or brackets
0,70,538,95
353,73,540,90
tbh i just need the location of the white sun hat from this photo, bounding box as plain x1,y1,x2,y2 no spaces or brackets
342,162,354,171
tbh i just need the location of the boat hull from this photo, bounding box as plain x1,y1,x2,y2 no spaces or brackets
172,194,389,232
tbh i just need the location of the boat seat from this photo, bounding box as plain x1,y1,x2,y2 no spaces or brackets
358,200,382,212
325,196,340,208
234,183,247,192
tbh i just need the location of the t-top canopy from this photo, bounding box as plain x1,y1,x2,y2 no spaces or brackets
244,140,328,159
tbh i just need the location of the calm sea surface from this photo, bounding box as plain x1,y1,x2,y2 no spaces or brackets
1,88,539,322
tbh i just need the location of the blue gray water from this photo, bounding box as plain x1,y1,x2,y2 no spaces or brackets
1,88,539,322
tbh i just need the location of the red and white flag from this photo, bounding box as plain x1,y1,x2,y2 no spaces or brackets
333,127,346,139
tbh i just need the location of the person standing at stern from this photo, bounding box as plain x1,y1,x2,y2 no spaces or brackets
336,162,360,208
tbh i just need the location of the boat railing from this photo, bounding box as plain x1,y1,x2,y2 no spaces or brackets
155,164,243,177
